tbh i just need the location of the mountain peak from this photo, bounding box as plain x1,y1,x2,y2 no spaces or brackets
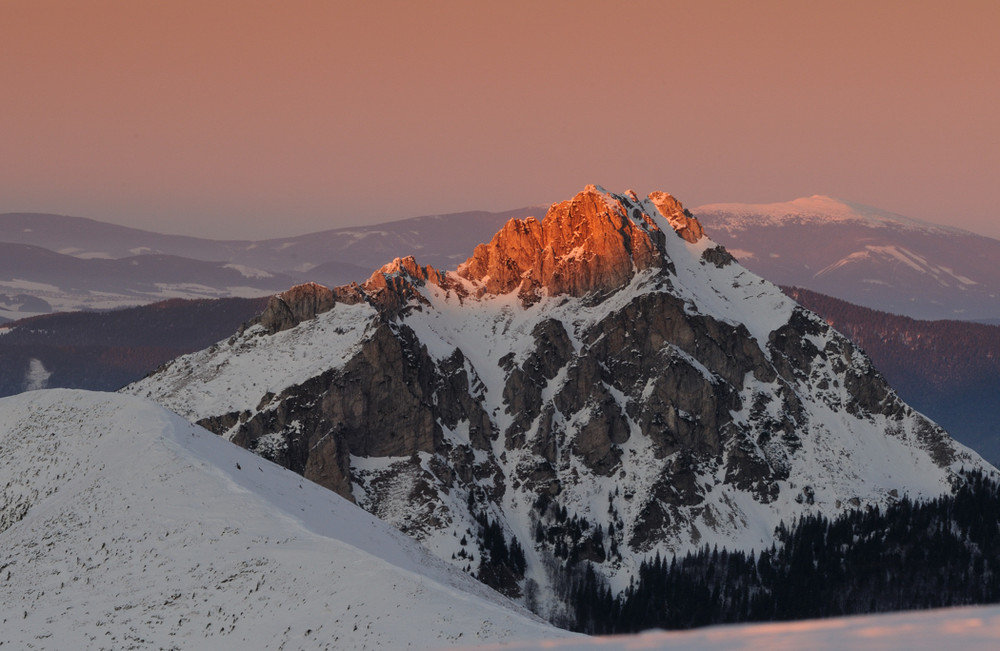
127,183,991,624
457,185,704,301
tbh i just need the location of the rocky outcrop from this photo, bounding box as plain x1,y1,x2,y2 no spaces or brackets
254,281,366,334
206,321,502,505
648,191,704,243
253,257,448,335
701,245,737,268
256,282,338,334
362,256,448,316
459,186,670,301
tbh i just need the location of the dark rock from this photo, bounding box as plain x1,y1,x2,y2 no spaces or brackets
256,282,337,334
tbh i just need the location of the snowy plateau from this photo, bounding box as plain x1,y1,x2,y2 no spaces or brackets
125,186,994,626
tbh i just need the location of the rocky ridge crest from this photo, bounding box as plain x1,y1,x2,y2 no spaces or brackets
457,185,703,302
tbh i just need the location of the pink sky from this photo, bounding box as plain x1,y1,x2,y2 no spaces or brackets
1,0,998,240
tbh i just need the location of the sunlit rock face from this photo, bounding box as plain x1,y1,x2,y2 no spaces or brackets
128,184,988,624
458,185,703,301
648,191,704,243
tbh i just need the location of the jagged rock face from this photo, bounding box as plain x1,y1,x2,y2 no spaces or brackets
459,185,694,301
254,256,448,335
127,184,988,621
648,191,704,243
257,282,337,334
255,281,367,334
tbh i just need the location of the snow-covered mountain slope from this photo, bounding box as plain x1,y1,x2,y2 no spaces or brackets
127,185,993,624
0,389,569,650
448,604,1000,651
694,196,1000,321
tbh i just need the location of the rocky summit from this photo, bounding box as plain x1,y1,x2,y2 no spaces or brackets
126,185,990,624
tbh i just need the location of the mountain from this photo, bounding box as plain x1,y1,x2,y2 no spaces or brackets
782,286,1000,466
0,209,536,272
126,185,991,625
240,207,543,274
0,389,568,649
0,296,268,397
694,196,1000,322
0,242,292,320
0,212,243,261
0,208,536,318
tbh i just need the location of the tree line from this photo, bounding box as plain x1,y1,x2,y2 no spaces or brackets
568,469,1000,634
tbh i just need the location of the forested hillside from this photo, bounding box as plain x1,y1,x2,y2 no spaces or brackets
0,297,267,395
570,469,1000,633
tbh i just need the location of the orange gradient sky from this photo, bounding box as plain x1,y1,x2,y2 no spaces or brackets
2,0,998,239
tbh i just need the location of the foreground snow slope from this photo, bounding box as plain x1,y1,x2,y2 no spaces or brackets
0,389,570,650
443,604,1000,651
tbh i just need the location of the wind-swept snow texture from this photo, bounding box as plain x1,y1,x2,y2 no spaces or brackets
0,389,570,650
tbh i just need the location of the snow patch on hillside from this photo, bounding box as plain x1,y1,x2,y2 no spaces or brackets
224,263,275,279
23,358,51,391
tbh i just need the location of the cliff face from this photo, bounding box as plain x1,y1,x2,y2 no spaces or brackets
458,186,699,300
126,185,989,621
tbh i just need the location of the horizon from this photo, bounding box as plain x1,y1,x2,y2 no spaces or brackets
2,1,998,240
5,190,998,243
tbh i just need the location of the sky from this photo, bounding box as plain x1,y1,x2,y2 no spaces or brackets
1,0,998,240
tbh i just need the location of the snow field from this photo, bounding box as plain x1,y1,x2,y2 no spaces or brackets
0,389,572,650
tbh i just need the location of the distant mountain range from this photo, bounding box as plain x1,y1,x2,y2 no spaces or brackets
0,208,537,319
694,196,1000,322
5,195,998,324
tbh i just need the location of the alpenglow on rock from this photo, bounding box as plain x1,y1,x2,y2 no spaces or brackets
126,185,991,623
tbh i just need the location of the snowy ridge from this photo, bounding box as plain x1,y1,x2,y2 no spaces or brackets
0,389,569,649
134,300,378,423
813,244,980,287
